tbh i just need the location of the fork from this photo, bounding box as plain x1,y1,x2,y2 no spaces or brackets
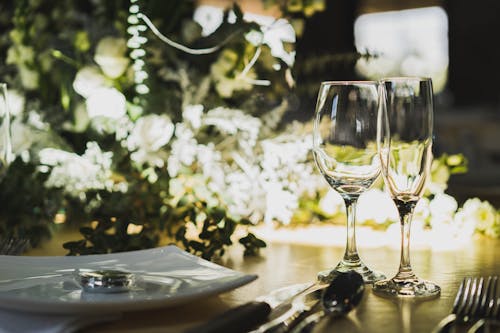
432,276,498,333
468,294,500,333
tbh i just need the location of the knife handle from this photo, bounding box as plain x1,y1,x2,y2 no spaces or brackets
184,301,272,333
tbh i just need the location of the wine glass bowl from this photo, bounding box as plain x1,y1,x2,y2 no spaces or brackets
374,77,440,298
313,81,386,283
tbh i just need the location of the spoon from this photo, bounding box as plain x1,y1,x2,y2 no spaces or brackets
288,270,365,333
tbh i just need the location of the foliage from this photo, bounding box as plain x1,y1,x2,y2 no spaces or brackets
0,0,326,259
0,0,497,260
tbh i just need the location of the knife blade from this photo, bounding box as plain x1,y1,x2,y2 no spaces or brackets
250,283,326,333
184,282,324,333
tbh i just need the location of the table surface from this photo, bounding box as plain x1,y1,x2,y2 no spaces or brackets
54,232,495,333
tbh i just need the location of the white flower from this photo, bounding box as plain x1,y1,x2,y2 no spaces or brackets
86,87,126,119
6,89,25,117
413,197,431,224
196,143,224,189
224,168,267,223
167,124,197,177
10,118,33,156
428,160,451,194
27,111,49,130
73,66,107,98
319,189,344,215
38,142,123,201
183,104,203,129
427,193,460,246
193,6,296,66
429,193,458,222
9,111,53,162
259,132,317,196
242,14,296,66
264,184,298,225
193,5,225,36
94,37,130,79
204,107,260,136
255,18,296,66
424,197,478,248
203,107,261,155
128,115,174,151
127,114,174,168
357,189,399,223
457,198,499,238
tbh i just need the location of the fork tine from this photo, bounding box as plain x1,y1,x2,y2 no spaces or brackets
470,277,485,317
485,276,498,318
456,277,474,318
462,277,482,321
453,278,469,315
462,277,477,318
477,276,493,318
494,297,500,319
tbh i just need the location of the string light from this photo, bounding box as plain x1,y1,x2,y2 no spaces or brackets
127,0,149,105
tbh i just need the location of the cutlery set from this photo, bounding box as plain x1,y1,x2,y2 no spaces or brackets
188,271,364,333
191,274,500,333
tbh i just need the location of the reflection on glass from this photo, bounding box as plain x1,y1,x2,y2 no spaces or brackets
313,81,385,283
374,77,440,298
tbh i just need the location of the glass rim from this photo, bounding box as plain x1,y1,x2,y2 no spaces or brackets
379,76,432,82
320,80,379,86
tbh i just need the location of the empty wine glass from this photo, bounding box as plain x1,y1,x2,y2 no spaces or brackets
0,83,12,180
374,77,440,298
313,81,386,283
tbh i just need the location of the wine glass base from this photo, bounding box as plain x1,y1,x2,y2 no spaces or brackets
318,261,386,284
373,277,441,299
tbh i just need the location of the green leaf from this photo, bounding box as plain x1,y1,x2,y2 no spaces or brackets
232,3,244,21
188,240,205,252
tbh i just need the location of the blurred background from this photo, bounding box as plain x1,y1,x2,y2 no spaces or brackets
288,0,500,206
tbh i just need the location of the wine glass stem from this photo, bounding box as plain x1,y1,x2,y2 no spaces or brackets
396,201,417,280
342,196,361,265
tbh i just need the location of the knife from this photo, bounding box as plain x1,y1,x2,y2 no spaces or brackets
250,283,325,333
184,282,325,333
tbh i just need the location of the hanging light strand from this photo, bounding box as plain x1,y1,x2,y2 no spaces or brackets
137,12,242,55
127,0,150,103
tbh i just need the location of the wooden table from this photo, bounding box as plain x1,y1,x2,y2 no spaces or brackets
70,233,497,333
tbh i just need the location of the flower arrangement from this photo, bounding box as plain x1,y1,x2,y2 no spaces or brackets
306,154,499,248
0,0,497,259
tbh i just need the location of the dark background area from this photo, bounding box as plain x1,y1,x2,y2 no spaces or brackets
294,0,500,206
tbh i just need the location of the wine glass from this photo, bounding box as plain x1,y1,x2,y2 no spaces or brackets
0,83,12,180
374,77,440,298
313,81,386,283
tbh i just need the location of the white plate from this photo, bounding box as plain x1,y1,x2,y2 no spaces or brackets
0,245,257,314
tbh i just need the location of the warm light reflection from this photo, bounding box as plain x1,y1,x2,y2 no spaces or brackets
354,6,449,92
253,185,491,252
127,223,143,235
254,224,477,252
53,212,66,224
